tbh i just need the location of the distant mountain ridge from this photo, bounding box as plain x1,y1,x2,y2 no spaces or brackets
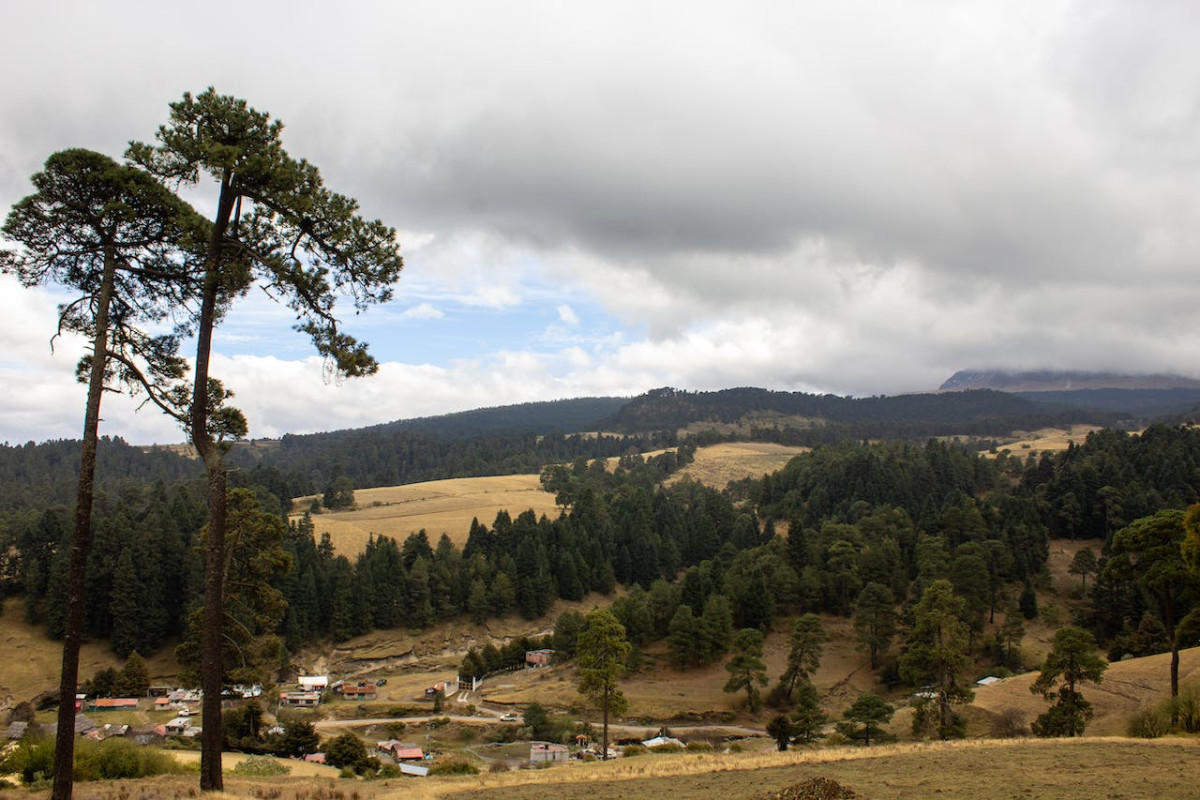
940,369,1200,392
940,370,1200,419
606,386,1114,434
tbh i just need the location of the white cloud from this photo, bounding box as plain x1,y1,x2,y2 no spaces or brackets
400,302,444,320
6,2,1200,444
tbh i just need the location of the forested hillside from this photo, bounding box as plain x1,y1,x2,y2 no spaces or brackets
607,386,1119,439
6,418,1200,712
0,386,1124,517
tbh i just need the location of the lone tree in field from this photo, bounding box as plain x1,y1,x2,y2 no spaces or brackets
836,693,896,746
1,148,205,800
1030,626,1107,737
576,608,631,760
899,579,974,740
129,89,403,791
724,627,769,714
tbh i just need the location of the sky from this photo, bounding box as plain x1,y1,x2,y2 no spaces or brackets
3,1,1200,446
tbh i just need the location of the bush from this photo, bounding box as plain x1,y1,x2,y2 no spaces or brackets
73,739,190,781
1128,706,1172,739
1172,684,1200,733
621,744,648,758
323,733,369,771
990,708,1029,739
0,735,54,784
233,756,292,776
686,741,714,752
649,743,685,753
427,756,479,775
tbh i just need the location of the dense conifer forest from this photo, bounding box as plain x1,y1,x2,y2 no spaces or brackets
3,388,1200,711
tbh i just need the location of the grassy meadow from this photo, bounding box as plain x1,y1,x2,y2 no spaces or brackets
294,442,810,557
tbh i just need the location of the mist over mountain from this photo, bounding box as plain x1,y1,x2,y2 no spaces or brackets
940,370,1200,418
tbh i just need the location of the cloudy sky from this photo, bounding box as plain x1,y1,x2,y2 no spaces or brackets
3,1,1200,446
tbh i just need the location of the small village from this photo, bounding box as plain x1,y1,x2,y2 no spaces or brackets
3,644,721,779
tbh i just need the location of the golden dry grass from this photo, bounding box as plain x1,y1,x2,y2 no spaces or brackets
293,476,564,557
0,597,182,712
418,737,1200,800
667,442,809,490
988,424,1104,457
293,443,809,557
11,739,1199,800
169,750,341,778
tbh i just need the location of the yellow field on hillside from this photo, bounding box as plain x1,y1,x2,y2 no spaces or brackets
990,424,1103,457
295,475,564,556
295,443,810,556
667,441,809,489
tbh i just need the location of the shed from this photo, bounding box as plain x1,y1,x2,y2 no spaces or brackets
279,691,321,707
165,717,192,735
399,763,429,777
525,649,554,668
298,675,329,691
88,697,139,711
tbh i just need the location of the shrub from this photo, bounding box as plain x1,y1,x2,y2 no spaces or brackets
686,741,714,752
73,739,190,781
323,733,369,771
649,743,685,753
233,756,292,776
1127,706,1171,739
427,756,479,775
1172,684,1200,733
621,745,648,758
990,708,1029,739
0,735,54,784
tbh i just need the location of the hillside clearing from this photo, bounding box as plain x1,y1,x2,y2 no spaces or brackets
293,442,809,557
294,475,564,556
667,441,809,489
988,424,1103,456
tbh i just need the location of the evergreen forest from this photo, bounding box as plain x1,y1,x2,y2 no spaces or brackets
5,390,1200,708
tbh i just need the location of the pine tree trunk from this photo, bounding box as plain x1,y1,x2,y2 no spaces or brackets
51,249,116,800
195,196,229,791
602,685,609,760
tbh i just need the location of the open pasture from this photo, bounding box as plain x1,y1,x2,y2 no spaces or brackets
295,475,564,556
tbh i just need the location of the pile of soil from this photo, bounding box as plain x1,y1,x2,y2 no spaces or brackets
760,776,860,800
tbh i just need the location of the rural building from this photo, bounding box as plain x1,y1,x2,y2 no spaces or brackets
298,675,329,691
525,649,554,668
425,681,446,697
399,763,429,777
279,691,321,708
304,753,326,764
339,681,377,700
529,742,569,764
84,723,130,741
87,698,139,712
378,740,425,761
165,717,192,735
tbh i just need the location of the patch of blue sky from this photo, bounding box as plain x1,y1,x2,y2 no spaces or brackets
203,276,635,368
